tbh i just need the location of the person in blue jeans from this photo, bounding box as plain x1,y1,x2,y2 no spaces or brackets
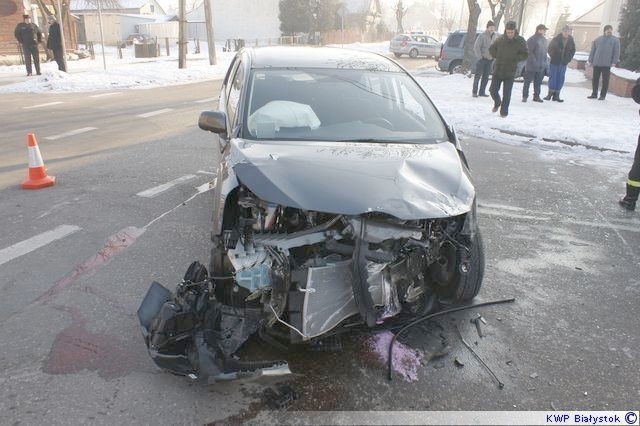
522,24,548,103
472,20,496,98
544,25,576,102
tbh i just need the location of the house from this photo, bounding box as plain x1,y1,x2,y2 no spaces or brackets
70,0,172,45
70,0,165,16
569,0,624,51
322,0,385,44
186,0,280,44
0,0,77,57
384,1,441,39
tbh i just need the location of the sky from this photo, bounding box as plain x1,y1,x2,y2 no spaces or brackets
1,40,638,167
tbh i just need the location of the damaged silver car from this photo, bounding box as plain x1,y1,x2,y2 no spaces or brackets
137,46,484,383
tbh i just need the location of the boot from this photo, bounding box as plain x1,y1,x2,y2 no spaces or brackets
552,90,564,102
543,90,553,101
619,184,639,211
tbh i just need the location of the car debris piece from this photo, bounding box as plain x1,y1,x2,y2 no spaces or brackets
470,314,484,338
455,325,504,389
137,261,290,383
263,384,297,410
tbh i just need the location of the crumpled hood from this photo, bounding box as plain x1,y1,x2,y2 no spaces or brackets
229,139,475,219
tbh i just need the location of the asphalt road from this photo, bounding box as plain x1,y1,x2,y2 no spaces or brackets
0,59,638,424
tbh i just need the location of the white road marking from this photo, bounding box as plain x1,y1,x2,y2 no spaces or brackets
479,205,640,234
23,101,63,109
194,97,218,103
0,225,81,266
479,208,550,222
89,92,122,98
136,174,197,198
196,170,217,175
137,108,173,118
45,127,97,140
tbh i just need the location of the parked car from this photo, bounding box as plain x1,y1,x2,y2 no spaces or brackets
390,33,442,58
437,30,482,74
137,46,485,383
120,33,153,48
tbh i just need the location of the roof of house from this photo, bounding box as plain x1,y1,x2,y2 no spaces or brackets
569,1,604,23
70,0,155,11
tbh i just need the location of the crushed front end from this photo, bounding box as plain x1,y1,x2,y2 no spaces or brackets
137,185,483,383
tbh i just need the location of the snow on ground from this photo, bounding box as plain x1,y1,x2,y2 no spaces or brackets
416,70,639,156
1,42,638,161
0,42,235,92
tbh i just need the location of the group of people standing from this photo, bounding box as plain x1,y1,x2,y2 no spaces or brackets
14,13,66,76
471,20,637,211
473,20,621,115
472,19,576,117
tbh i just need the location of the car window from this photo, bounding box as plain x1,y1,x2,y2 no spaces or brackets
226,61,244,127
447,33,464,47
427,36,438,44
244,68,447,144
393,35,404,41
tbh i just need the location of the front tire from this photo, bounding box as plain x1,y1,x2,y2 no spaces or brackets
409,48,419,58
393,52,402,58
433,231,485,303
449,60,463,74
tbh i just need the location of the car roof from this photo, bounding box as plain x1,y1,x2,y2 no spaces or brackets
245,46,404,72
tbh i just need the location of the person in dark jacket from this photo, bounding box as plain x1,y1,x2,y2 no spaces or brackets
587,24,620,100
14,14,43,76
544,25,576,102
46,15,66,72
619,79,640,211
522,24,548,103
489,21,528,118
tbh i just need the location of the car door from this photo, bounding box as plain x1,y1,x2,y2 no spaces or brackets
413,36,426,56
425,36,440,57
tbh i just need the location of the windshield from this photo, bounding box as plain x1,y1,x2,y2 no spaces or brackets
243,68,447,143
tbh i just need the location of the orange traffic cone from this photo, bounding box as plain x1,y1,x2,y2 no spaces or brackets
22,133,56,189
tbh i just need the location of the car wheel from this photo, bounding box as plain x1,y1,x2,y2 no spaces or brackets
409,48,419,58
393,52,402,58
449,60,463,74
431,231,485,303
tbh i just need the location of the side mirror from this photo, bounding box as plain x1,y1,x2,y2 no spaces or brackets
198,110,227,134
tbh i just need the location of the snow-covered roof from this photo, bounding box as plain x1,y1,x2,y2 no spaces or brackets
70,0,152,10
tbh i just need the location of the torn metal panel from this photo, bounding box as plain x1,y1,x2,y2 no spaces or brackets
229,140,474,219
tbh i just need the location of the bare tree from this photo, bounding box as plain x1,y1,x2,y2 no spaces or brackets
394,0,408,33
462,0,481,72
441,10,458,33
188,0,203,13
487,0,506,30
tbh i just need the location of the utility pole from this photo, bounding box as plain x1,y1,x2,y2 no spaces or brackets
203,0,216,65
544,0,551,28
97,0,106,70
178,0,186,69
56,0,67,71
